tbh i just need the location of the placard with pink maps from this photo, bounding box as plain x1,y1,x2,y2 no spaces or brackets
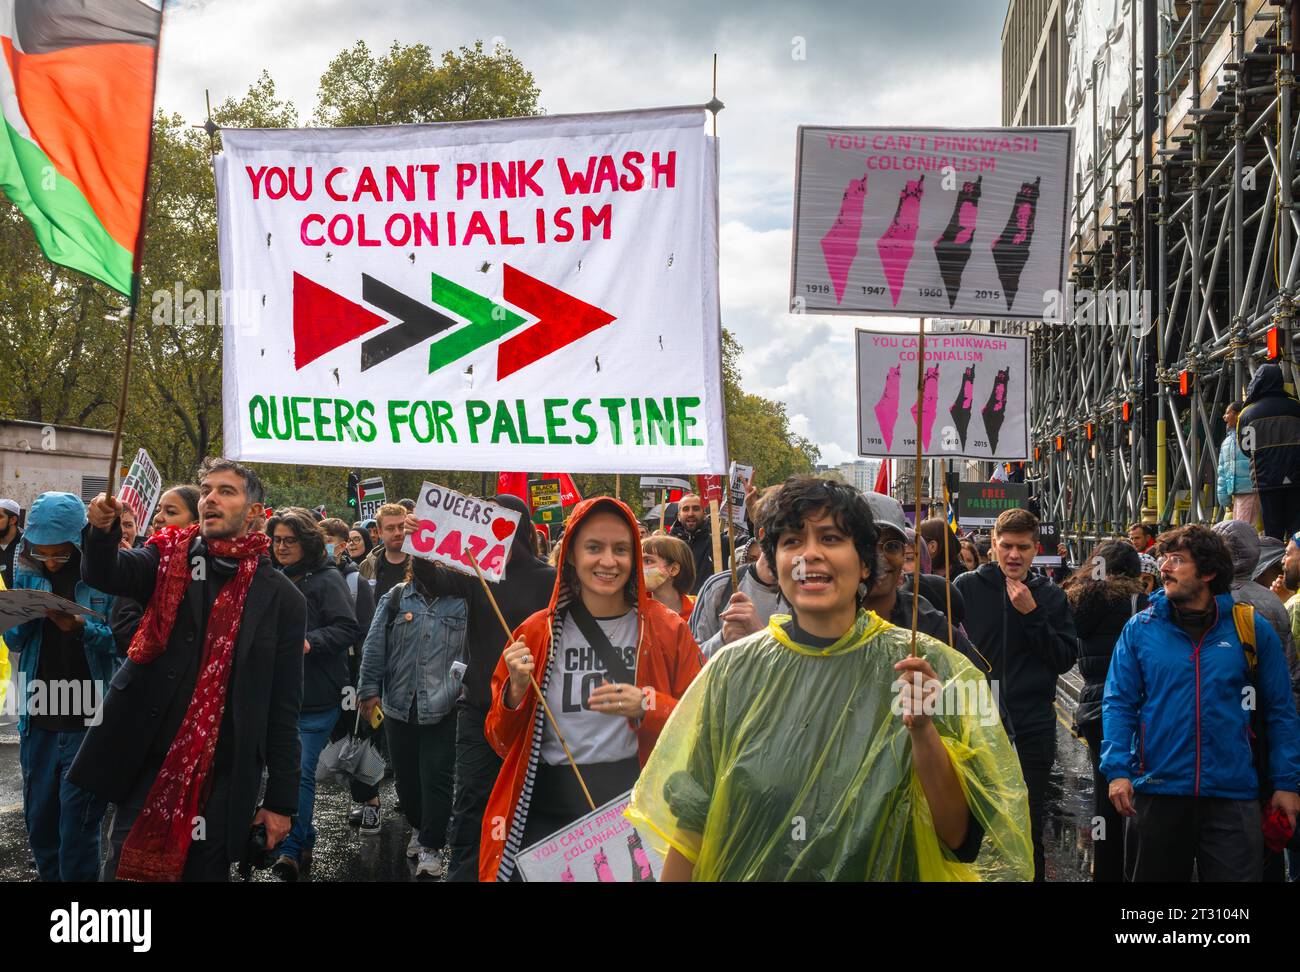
855,329,1029,461
791,127,1072,320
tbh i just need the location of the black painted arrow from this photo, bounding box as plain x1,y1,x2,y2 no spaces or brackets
359,274,458,371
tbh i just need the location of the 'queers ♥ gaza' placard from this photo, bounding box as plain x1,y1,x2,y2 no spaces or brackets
402,482,522,582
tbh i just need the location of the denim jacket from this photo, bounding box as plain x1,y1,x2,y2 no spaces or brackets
357,582,466,726
5,556,116,735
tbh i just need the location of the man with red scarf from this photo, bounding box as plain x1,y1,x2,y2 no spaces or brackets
72,457,306,882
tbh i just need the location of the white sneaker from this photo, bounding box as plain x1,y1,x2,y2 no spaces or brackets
406,833,421,859
416,848,445,879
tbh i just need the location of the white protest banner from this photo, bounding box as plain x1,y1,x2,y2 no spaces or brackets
855,329,1029,461
357,476,386,520
638,476,692,492
727,461,753,526
516,791,662,882
791,127,1072,319
215,107,725,474
116,449,161,526
402,482,522,583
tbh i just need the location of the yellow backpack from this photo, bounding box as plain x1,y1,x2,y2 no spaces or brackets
1232,602,1257,676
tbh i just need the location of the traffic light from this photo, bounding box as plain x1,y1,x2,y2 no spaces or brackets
346,472,359,513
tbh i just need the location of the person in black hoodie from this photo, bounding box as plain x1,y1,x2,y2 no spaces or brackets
267,508,358,881
401,493,555,882
1061,539,1146,882
953,507,1077,881
1238,363,1300,539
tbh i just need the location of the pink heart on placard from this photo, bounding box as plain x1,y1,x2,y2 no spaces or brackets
491,518,515,541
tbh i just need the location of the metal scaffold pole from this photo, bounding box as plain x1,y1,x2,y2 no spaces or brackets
1029,0,1296,543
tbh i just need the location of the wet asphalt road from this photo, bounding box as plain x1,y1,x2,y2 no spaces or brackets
0,689,1097,883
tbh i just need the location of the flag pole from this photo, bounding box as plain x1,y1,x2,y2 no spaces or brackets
910,318,926,658
107,41,167,495
105,290,139,497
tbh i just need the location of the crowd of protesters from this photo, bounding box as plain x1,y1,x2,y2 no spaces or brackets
2,449,1299,884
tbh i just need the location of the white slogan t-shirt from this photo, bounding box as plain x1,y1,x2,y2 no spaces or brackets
541,609,639,766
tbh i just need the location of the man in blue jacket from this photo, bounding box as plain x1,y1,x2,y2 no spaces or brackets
5,492,116,881
1103,524,1300,881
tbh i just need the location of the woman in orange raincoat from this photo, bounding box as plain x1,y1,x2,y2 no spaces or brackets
479,497,703,882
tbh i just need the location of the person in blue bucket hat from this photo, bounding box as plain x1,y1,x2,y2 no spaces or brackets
5,491,116,881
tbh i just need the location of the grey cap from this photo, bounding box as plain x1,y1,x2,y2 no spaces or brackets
863,491,908,542
0,499,19,516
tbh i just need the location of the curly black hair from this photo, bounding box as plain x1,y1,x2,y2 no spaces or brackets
757,476,878,594
1158,524,1234,595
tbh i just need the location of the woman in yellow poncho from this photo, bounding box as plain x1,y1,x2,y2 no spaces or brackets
627,476,1032,881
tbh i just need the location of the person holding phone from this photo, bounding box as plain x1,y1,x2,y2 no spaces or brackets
479,496,704,882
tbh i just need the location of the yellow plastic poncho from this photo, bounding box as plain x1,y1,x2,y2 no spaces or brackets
626,611,1033,881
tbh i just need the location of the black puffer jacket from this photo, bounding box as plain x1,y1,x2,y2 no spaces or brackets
1069,583,1146,730
337,558,375,676
1239,363,1300,491
952,562,1078,739
287,556,358,713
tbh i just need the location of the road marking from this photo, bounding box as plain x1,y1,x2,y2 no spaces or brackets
1054,701,1084,741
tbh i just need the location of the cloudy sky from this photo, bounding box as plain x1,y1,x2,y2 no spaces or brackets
156,0,1006,465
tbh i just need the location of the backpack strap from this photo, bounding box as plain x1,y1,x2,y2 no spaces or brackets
1233,601,1258,679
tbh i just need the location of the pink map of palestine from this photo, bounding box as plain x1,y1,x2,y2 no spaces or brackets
909,365,941,450
819,173,868,303
874,365,901,451
876,176,926,305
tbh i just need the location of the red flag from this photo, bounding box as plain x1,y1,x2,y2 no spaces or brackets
542,473,582,507
873,459,890,495
495,472,529,502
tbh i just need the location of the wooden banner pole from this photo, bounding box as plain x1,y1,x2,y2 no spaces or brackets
910,318,926,658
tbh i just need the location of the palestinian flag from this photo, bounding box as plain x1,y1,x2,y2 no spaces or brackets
0,0,162,295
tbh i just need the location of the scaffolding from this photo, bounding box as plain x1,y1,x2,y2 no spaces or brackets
1029,0,1298,554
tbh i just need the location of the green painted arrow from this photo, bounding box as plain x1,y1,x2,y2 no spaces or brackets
427,271,527,373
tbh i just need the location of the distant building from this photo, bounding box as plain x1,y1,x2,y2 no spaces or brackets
0,420,115,511
1002,0,1066,126
837,460,882,493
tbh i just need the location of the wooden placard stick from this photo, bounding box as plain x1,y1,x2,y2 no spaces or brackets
465,548,595,811
910,318,926,658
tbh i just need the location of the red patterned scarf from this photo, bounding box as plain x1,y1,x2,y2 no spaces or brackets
116,523,269,882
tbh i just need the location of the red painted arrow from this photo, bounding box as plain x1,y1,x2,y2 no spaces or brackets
496,264,616,380
292,272,388,370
